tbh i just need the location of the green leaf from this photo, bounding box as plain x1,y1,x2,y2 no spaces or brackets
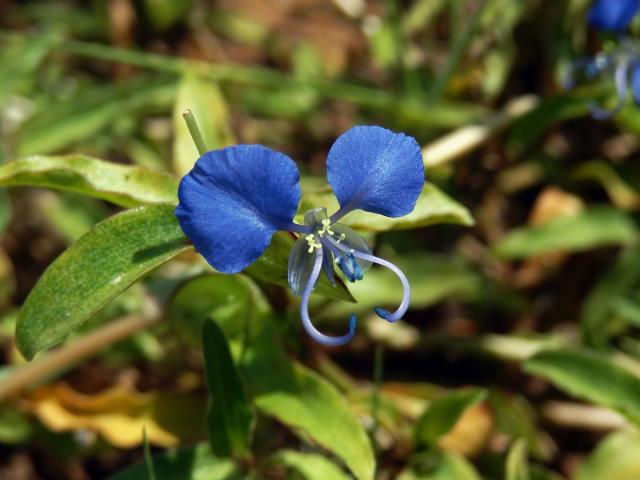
524,349,640,425
506,439,531,480
242,328,375,480
397,452,481,480
169,274,268,345
245,232,355,303
323,253,481,318
571,160,640,211
574,429,640,480
300,183,473,232
202,319,254,459
0,155,178,207
581,249,640,347
16,76,176,156
271,450,351,480
490,391,549,461
173,72,235,176
143,428,158,480
495,207,637,259
16,205,190,359
414,387,487,448
107,444,241,480
0,407,32,444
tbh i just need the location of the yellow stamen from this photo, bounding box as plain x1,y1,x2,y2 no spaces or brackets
305,234,322,253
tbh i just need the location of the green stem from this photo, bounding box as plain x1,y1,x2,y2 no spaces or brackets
371,344,385,452
182,109,208,155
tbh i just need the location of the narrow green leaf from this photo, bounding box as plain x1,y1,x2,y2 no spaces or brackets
107,444,241,480
574,429,640,480
414,387,487,448
242,329,375,480
506,439,531,480
16,205,189,359
272,450,351,480
16,76,176,156
202,318,254,459
143,428,158,480
581,249,640,347
300,183,473,232
524,349,640,425
173,71,235,175
0,155,178,207
245,232,355,303
495,207,637,259
397,452,481,480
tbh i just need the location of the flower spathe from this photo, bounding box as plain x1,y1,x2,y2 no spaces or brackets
176,125,424,346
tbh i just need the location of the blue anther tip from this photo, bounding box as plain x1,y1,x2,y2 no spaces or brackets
374,307,390,320
348,314,357,331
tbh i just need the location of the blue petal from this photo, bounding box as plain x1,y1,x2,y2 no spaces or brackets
176,145,301,274
326,126,424,219
632,63,640,104
588,0,640,32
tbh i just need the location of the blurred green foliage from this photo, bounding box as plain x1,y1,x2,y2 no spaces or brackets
2,0,640,479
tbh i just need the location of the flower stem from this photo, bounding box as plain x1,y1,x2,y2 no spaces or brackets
182,109,208,155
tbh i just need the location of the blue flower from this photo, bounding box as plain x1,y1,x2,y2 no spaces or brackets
176,126,424,346
588,0,640,33
565,41,640,119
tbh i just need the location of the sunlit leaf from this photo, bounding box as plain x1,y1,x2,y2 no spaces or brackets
242,327,375,480
495,207,637,259
108,444,241,480
0,155,178,207
299,183,473,232
15,205,189,359
524,349,640,426
271,450,351,480
506,439,531,480
397,452,481,480
574,429,640,480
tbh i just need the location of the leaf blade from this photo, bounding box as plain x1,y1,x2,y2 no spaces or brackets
524,349,640,425
495,207,637,259
202,318,254,459
0,155,178,207
16,204,189,359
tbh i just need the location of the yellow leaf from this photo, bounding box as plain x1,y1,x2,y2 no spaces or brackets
25,383,205,448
